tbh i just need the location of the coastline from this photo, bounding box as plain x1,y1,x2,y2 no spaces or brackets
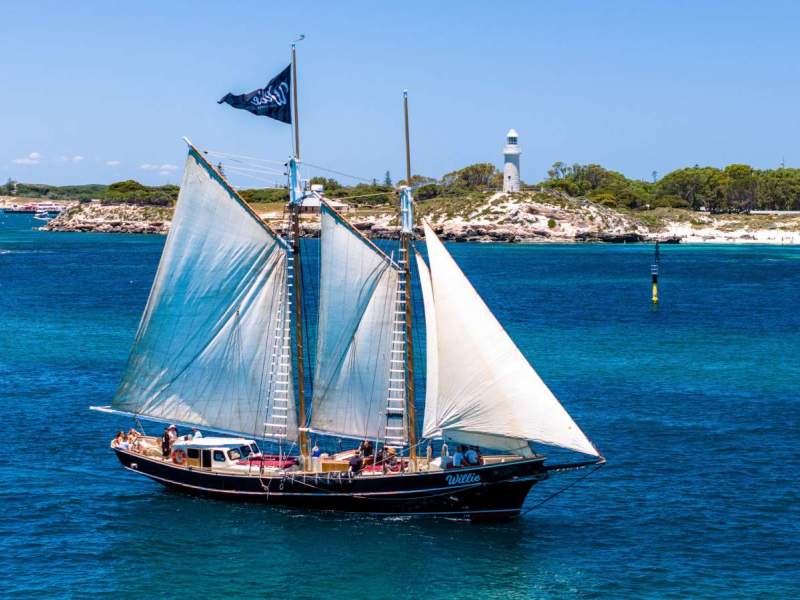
30,192,800,244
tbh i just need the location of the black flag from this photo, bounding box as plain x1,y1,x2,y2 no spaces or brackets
218,65,292,124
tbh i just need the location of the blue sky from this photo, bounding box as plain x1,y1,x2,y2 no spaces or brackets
2,1,799,188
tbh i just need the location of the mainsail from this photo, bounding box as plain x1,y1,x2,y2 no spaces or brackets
418,222,599,457
112,146,296,441
309,204,401,442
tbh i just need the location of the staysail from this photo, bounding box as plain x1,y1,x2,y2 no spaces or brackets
309,204,401,442
111,145,296,441
419,222,599,457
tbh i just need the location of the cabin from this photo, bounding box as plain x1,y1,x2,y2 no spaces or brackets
171,437,260,469
298,186,350,214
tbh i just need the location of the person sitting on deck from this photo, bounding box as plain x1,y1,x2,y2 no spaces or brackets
452,445,465,468
359,439,374,465
111,431,124,448
383,447,399,473
464,446,480,466
348,451,364,475
118,433,130,450
127,428,140,443
191,428,203,439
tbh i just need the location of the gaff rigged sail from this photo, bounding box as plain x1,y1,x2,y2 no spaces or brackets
309,204,400,442
111,146,296,442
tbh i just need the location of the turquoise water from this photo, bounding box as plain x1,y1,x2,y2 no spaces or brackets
1,212,798,598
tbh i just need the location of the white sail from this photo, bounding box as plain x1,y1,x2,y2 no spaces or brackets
112,147,296,441
420,222,598,457
310,204,400,442
415,251,439,440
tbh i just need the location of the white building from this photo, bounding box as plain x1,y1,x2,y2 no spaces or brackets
503,129,521,193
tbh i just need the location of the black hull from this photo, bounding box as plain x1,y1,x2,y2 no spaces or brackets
114,449,549,520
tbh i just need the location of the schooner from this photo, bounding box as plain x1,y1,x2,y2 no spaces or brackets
93,51,604,520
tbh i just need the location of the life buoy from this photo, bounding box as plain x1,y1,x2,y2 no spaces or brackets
172,449,186,465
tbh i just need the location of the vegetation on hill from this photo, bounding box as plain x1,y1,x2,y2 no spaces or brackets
543,162,800,212
4,178,178,206
8,158,800,214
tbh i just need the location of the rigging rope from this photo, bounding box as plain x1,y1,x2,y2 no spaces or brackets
520,462,604,516
203,150,286,165
298,161,376,184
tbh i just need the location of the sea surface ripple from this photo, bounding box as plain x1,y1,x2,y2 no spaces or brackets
1,213,798,598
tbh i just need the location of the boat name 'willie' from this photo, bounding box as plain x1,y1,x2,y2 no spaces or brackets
445,473,481,486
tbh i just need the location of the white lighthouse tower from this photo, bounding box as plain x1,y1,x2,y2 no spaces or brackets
503,129,521,193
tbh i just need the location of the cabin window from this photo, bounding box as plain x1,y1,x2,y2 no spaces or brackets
228,448,242,461
239,445,252,458
213,450,226,462
187,449,200,459
250,443,260,455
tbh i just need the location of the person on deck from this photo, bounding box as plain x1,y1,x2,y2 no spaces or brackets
359,439,375,466
161,427,171,458
464,446,480,466
191,428,203,439
383,447,399,473
118,433,130,451
348,451,364,475
111,431,124,448
452,445,465,468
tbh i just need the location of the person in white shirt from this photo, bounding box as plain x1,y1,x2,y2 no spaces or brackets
192,428,203,439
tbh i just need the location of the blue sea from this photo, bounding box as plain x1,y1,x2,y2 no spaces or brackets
1,212,798,598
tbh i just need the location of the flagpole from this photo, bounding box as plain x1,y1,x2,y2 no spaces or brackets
291,43,301,160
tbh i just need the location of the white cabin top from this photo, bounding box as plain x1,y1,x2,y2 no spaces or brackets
172,436,255,449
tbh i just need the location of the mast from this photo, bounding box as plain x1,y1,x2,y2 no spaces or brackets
401,90,417,465
289,42,308,463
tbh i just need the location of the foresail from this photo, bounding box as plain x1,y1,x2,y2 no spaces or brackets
310,204,400,442
112,147,296,442
421,222,598,457
415,251,439,439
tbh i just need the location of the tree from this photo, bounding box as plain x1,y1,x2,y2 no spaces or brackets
441,163,498,190
4,178,15,196
384,171,392,187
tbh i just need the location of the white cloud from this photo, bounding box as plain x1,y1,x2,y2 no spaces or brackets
140,163,177,172
56,154,84,163
105,160,121,167
12,152,41,165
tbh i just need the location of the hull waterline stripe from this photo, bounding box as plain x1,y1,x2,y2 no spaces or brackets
123,467,533,517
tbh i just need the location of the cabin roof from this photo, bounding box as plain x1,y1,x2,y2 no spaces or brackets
172,436,254,448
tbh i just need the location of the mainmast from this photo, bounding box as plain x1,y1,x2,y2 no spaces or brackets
289,41,308,463
401,90,418,465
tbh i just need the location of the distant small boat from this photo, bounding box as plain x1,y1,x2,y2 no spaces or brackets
33,210,52,221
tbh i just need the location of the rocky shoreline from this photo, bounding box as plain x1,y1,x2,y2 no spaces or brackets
41,193,800,244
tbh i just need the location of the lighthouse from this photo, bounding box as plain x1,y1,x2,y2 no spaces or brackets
503,129,521,193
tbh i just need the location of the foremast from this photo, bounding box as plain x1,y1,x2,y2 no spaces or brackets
399,90,417,465
288,42,309,464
